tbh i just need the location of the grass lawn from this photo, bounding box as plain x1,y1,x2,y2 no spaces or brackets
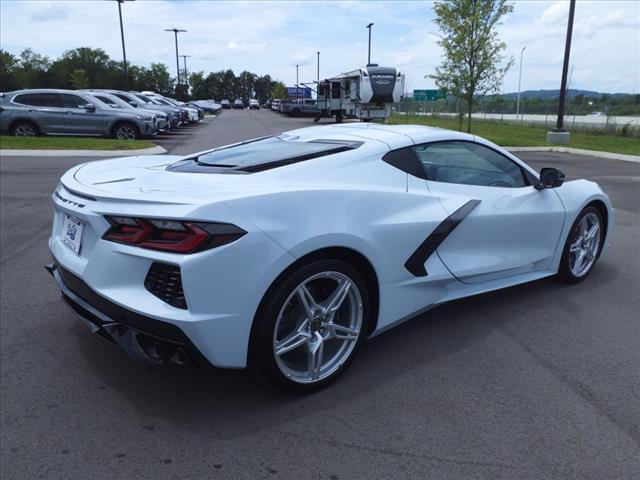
388,115,640,156
0,135,156,151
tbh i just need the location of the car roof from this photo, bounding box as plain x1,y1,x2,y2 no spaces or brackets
283,123,474,149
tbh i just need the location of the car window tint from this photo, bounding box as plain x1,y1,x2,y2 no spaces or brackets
413,141,526,188
14,93,57,107
58,94,89,109
96,95,115,105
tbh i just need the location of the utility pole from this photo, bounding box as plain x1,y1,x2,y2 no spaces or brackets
296,64,299,86
180,55,191,85
164,28,187,84
316,51,320,84
548,0,576,144
366,23,374,65
115,0,134,90
516,46,526,119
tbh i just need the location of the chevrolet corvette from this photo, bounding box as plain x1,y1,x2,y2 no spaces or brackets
47,124,613,392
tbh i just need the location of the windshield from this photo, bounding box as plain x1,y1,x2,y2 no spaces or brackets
195,136,359,170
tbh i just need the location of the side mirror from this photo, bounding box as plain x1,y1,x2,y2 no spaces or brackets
84,103,97,112
535,167,565,190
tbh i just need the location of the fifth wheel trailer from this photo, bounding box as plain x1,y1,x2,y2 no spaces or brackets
316,65,405,122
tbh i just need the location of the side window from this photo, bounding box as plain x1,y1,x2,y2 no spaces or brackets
58,94,89,109
331,82,341,99
96,95,115,105
14,93,57,107
413,141,527,188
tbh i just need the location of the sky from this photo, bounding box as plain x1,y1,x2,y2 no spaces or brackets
1,0,639,94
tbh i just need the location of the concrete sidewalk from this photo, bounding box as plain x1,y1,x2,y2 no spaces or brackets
0,145,167,157
507,146,640,163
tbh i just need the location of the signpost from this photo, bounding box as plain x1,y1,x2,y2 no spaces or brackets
413,89,446,101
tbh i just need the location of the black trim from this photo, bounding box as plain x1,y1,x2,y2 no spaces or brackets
49,259,210,367
382,147,425,179
404,200,481,277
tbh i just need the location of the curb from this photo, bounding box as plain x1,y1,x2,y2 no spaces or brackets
0,145,167,157
506,146,640,163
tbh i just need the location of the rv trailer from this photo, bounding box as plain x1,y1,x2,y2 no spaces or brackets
316,65,404,122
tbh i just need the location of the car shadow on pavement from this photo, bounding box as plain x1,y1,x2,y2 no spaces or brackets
71,258,619,439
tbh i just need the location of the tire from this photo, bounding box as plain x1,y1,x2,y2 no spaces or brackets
250,259,371,394
557,206,605,283
290,108,301,117
11,121,39,137
113,122,140,140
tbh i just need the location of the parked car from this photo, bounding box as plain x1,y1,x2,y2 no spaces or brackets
288,99,319,117
220,99,231,110
142,92,203,122
271,99,281,111
81,91,170,133
136,92,197,123
278,99,291,114
191,100,222,114
0,89,155,139
45,123,613,392
249,99,260,110
232,99,245,110
85,89,183,128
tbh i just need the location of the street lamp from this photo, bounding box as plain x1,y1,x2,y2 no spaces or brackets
366,23,374,65
316,51,320,84
180,55,191,85
164,28,187,84
516,46,526,119
296,64,299,86
114,0,134,90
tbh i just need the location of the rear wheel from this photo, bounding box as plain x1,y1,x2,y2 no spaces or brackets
12,121,38,137
557,206,604,283
251,259,370,393
113,122,140,140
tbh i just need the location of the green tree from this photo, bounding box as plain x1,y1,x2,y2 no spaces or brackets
271,81,286,100
15,48,51,88
0,49,19,91
429,0,514,132
69,69,89,89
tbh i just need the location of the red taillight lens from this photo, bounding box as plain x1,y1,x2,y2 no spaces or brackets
102,216,246,253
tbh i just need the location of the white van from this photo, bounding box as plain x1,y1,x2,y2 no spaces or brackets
271,99,281,111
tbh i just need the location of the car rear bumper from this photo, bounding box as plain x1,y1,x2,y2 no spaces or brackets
46,260,211,367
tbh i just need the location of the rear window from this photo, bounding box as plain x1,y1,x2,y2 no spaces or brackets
13,93,58,107
168,136,361,174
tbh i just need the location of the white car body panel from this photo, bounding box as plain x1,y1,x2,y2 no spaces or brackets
48,124,614,369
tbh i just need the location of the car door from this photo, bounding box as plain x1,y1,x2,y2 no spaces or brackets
12,93,67,133
412,140,566,284
57,93,105,135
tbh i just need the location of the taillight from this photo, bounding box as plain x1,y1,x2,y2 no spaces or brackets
102,216,246,253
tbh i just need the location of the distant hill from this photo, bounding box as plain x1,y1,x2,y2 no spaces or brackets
498,89,634,100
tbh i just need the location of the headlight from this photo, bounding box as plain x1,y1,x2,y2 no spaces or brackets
135,115,152,121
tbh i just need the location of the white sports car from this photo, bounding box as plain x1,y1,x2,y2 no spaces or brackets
47,124,613,392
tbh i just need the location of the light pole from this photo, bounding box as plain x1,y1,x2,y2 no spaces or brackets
547,0,576,144
180,54,191,85
316,51,320,84
115,0,134,90
165,28,187,84
366,23,374,65
516,46,526,119
296,64,299,86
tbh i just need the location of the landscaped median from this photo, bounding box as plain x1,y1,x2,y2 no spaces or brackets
0,135,156,151
388,114,640,156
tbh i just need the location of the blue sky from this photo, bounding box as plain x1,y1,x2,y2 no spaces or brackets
1,0,638,93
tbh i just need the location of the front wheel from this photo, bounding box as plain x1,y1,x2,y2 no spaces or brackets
251,259,370,393
12,121,39,137
557,206,605,283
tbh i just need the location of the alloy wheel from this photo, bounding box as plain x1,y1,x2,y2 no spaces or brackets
115,125,137,140
569,212,601,277
14,124,36,137
273,271,363,384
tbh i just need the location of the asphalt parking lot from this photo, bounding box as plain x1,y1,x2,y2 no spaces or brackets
1,110,639,480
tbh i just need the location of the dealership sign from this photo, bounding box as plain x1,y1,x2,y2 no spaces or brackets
287,87,312,98
413,89,446,101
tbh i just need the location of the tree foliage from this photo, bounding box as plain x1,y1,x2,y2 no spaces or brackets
429,0,514,132
1,47,285,103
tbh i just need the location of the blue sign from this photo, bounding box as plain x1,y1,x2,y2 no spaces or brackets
286,87,312,98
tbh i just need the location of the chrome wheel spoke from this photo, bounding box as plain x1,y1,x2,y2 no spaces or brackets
324,321,358,341
307,332,324,380
586,223,599,241
296,285,319,320
275,326,310,356
323,279,351,313
569,240,582,253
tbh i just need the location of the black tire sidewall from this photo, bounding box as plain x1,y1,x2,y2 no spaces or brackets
113,122,140,140
250,258,370,394
12,121,38,137
558,206,604,283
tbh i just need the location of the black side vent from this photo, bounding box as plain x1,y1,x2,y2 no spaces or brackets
144,262,187,309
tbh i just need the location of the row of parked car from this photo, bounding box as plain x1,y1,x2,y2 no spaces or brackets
219,98,261,110
0,88,223,140
270,98,319,117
